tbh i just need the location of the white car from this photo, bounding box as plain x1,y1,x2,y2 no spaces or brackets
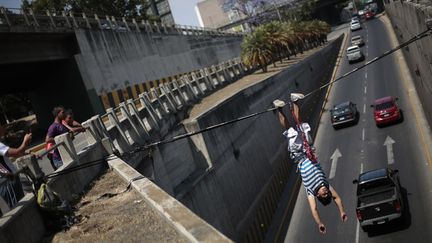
351,21,362,31
351,35,365,46
347,45,364,63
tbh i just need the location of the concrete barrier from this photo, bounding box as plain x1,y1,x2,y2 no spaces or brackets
108,155,233,242
385,1,432,125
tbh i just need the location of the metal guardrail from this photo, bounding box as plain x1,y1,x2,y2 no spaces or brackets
0,7,243,37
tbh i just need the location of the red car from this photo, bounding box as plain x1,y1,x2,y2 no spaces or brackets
365,11,374,20
371,96,402,127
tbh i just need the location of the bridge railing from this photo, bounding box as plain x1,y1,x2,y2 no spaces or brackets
0,7,243,37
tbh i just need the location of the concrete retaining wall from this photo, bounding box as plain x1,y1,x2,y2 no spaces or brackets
385,1,432,125
74,29,242,97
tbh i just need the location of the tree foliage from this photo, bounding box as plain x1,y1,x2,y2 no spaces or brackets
241,20,330,73
21,0,154,19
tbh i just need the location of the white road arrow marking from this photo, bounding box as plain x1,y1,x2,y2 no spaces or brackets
329,148,342,179
384,136,396,165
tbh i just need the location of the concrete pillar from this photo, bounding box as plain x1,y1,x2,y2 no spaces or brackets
189,74,205,96
15,155,45,182
126,99,151,140
82,118,102,145
138,93,161,130
105,15,113,29
181,76,200,99
110,16,118,28
199,69,216,90
132,18,140,32
122,17,131,31
119,102,144,144
91,115,110,139
106,108,132,153
160,84,178,111
151,88,171,115
169,81,187,108
46,10,56,29
82,13,91,29
215,64,227,83
54,133,78,165
94,14,102,29
173,79,193,105
21,9,30,26
154,22,161,33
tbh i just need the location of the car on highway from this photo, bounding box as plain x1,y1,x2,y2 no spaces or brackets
350,20,362,31
365,10,375,20
351,16,360,23
351,35,365,46
371,96,402,127
330,101,359,129
347,45,364,63
353,168,404,232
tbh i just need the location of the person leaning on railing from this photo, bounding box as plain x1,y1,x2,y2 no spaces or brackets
0,125,32,217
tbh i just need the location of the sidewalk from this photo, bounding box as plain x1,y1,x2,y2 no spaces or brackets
184,44,330,123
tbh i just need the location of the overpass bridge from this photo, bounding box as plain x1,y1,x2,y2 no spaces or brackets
0,7,243,129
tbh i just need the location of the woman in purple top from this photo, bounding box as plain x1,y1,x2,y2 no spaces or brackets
45,106,69,170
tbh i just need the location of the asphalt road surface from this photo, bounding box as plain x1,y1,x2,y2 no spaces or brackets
284,17,432,243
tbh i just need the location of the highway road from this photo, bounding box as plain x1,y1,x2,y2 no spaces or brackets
283,16,432,243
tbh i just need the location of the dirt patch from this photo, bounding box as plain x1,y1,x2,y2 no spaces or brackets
46,170,187,243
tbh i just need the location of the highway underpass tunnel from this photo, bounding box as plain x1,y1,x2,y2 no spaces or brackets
0,58,96,144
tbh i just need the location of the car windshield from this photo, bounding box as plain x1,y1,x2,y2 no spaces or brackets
333,107,350,115
352,21,359,25
375,101,394,111
357,178,394,196
347,47,359,53
352,36,361,41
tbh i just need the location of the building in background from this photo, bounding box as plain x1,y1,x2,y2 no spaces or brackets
147,0,175,25
195,0,245,31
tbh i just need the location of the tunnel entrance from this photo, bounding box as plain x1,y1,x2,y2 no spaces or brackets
0,58,95,143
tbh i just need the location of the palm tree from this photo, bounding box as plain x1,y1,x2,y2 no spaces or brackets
241,28,273,73
259,22,287,65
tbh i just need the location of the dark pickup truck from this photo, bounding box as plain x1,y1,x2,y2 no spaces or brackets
353,168,403,231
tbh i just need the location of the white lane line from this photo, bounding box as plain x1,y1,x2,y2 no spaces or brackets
329,149,342,179
363,104,366,114
361,163,364,173
362,128,365,141
365,72,367,79
364,86,367,94
356,221,360,243
384,136,396,165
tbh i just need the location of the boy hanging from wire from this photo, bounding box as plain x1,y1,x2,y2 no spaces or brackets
273,93,347,234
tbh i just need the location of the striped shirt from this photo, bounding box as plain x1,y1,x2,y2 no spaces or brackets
299,158,329,196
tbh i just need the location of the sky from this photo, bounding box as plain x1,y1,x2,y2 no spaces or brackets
168,0,201,26
0,0,20,8
0,0,202,26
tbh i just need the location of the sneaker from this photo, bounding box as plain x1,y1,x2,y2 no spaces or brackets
291,93,305,102
273,99,286,108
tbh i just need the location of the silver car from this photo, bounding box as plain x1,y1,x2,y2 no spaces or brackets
347,45,364,63
351,21,362,31
351,35,365,46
